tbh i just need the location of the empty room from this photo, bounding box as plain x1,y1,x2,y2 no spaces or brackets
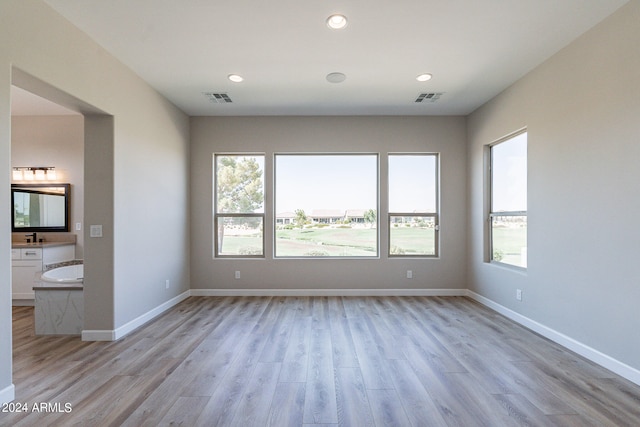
1,0,639,425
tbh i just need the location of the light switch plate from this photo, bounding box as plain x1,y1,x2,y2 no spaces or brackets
90,225,103,238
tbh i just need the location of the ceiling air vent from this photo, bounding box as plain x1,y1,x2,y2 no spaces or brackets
415,93,443,103
203,92,233,103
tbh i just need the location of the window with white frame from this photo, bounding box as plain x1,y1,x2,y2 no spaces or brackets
274,154,378,257
489,131,527,268
214,154,265,257
388,154,439,257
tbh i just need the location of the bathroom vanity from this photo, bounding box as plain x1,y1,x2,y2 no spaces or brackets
11,182,76,304
11,241,75,303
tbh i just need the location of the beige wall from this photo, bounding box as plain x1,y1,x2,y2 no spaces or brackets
0,34,11,405
1,0,638,406
467,0,640,375
190,116,467,292
11,115,85,257
1,0,190,403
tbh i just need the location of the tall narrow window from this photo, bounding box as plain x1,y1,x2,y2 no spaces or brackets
490,132,527,268
214,154,264,257
388,154,439,256
275,154,378,257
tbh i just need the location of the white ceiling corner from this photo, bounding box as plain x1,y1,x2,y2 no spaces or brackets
30,0,629,117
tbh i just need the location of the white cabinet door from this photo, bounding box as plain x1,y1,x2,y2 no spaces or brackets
12,261,41,300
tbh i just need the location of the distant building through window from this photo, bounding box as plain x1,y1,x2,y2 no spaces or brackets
274,154,378,257
388,154,439,257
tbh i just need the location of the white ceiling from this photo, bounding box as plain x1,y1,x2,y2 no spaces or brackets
23,0,628,116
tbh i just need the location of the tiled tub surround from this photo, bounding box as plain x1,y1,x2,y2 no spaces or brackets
33,261,84,335
34,288,83,335
43,258,84,271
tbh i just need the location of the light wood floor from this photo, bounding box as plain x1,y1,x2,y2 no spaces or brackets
3,296,640,426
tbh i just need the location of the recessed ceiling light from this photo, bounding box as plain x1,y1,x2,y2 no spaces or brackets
416,73,433,82
326,14,348,29
326,72,347,83
228,74,244,83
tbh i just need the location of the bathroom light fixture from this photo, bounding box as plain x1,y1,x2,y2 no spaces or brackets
416,73,433,82
47,168,57,180
12,167,57,181
327,14,348,29
228,74,244,83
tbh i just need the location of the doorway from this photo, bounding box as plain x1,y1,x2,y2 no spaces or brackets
8,69,113,403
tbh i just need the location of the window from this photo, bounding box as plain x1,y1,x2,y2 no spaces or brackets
489,131,527,268
274,154,378,257
214,154,265,257
388,154,439,256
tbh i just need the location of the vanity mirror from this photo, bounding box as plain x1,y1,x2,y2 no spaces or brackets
11,183,70,232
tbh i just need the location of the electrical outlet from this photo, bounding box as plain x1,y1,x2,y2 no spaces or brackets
235,271,241,279
516,289,522,301
165,279,170,289
406,270,413,279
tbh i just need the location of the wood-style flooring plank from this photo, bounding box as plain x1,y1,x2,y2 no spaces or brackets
279,315,312,383
230,362,281,426
156,396,210,427
303,328,338,424
367,388,411,427
335,367,374,427
4,296,640,427
347,316,395,390
387,359,448,427
267,382,306,427
328,298,359,369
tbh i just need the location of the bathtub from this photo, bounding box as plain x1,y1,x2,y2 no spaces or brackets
41,263,84,284
35,262,84,335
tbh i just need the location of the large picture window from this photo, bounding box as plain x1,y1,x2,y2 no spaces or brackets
214,154,265,257
489,131,527,268
388,154,439,256
275,154,378,257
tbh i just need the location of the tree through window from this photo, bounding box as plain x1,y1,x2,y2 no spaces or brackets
214,154,265,257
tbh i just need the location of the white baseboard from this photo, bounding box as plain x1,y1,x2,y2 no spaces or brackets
82,290,190,342
0,383,15,404
81,329,115,341
467,290,640,387
11,299,34,307
190,288,468,297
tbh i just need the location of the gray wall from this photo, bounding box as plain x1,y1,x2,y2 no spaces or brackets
0,24,11,404
1,0,638,406
11,115,85,257
467,1,640,373
1,0,190,402
190,116,467,292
